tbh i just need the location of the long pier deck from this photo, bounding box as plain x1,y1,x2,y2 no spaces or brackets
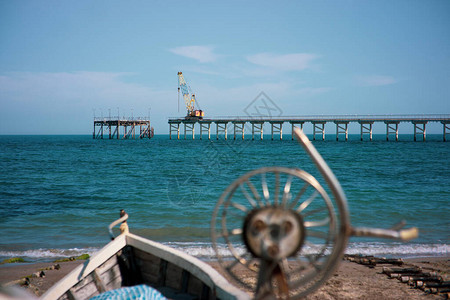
94,118,153,139
168,114,450,141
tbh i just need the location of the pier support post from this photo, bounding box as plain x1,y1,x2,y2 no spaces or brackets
199,121,212,140
269,121,283,140
442,121,450,142
385,121,400,141
335,121,349,141
358,121,374,141
412,121,427,142
124,123,136,139
117,120,120,139
215,121,228,140
94,121,105,139
169,121,181,140
250,122,264,140
139,122,152,139
312,121,326,141
99,123,104,139
183,121,195,140
289,122,304,140
233,121,246,140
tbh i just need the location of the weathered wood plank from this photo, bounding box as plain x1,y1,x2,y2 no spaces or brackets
69,278,99,300
96,255,119,276
70,273,95,293
92,269,107,293
133,248,162,286
133,249,164,285
133,248,161,264
100,264,122,288
187,274,204,298
165,262,183,290
104,274,123,291
141,270,159,285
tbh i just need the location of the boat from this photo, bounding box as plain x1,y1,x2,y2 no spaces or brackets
41,218,249,300
40,129,418,300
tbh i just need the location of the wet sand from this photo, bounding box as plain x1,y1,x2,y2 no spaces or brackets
1,257,448,299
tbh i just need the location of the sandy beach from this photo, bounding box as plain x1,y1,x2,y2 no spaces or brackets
1,256,448,299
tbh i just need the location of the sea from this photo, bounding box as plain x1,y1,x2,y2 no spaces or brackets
0,134,448,263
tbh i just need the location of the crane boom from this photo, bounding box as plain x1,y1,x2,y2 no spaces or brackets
177,72,204,120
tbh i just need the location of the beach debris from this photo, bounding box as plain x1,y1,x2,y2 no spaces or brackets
38,263,61,272
344,254,404,267
345,254,449,297
30,271,45,278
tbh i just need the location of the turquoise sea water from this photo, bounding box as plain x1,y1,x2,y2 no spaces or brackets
0,134,448,262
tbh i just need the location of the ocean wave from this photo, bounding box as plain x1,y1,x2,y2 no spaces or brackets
1,242,447,263
164,241,449,259
345,242,449,257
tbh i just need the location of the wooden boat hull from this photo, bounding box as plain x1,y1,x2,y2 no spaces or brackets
41,233,249,300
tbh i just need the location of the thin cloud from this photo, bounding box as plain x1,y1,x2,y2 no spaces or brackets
0,71,174,134
169,45,218,63
246,53,319,71
357,75,397,86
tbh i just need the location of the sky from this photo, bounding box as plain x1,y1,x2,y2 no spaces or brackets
1,0,449,134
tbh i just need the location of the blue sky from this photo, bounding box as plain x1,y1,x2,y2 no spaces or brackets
1,0,449,134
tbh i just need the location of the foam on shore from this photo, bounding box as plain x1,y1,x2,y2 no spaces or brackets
2,242,447,264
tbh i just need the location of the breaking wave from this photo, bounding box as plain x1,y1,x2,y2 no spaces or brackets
1,242,447,263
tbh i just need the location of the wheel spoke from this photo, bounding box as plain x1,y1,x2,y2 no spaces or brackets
239,184,257,208
302,206,328,218
218,227,243,238
281,175,293,208
261,173,270,205
297,191,318,212
289,183,309,209
225,258,241,271
304,217,330,228
274,171,280,205
305,254,323,271
244,257,259,271
231,202,248,212
245,180,265,207
231,228,243,235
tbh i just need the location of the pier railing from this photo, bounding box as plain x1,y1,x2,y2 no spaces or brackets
94,116,150,122
169,114,450,122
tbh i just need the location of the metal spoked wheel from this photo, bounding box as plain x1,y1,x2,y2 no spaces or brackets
211,166,350,299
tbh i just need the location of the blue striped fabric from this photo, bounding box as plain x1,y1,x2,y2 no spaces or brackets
89,285,167,300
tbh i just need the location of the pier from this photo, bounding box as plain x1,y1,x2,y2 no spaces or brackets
93,118,153,139
168,114,450,141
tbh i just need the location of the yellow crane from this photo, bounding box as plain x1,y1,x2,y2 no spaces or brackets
177,72,204,120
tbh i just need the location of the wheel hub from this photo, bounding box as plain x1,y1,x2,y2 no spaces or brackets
243,207,305,261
